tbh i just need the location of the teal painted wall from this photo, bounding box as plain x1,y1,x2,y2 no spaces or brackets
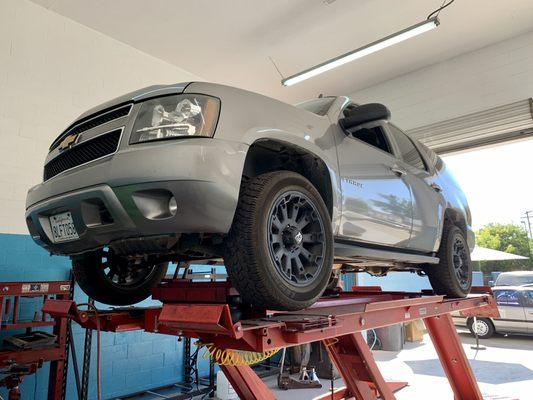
0,233,209,399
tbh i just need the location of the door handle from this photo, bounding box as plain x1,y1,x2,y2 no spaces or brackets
430,183,443,192
391,166,406,177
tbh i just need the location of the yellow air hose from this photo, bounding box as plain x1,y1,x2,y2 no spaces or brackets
196,342,280,367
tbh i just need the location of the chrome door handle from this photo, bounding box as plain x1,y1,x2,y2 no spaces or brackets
430,183,443,192
391,166,406,177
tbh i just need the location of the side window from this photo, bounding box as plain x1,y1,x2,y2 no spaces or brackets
341,103,392,155
418,141,439,170
388,125,427,171
521,291,533,308
351,127,392,154
494,289,521,307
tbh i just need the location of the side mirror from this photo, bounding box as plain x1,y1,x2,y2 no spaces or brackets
339,103,391,131
488,280,494,287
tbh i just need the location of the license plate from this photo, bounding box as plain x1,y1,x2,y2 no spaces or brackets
49,212,79,243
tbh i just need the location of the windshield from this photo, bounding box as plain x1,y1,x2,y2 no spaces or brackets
495,273,533,286
296,97,336,116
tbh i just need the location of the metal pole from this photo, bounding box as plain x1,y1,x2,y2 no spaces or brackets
68,322,83,399
209,266,216,397
80,298,94,400
183,337,192,388
524,211,533,238
47,304,69,399
323,333,396,400
521,211,533,260
424,314,483,400
469,317,486,351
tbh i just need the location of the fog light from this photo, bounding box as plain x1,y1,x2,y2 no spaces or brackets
168,196,178,216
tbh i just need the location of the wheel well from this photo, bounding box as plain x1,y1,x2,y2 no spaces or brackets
242,139,333,218
444,208,467,233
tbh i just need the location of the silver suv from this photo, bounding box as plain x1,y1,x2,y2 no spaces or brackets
25,82,474,310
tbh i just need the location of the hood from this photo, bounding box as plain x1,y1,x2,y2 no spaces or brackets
75,82,192,121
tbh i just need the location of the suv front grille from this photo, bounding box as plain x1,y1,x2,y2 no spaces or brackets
44,129,122,181
49,104,131,151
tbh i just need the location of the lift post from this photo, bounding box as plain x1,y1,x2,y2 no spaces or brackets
42,280,498,400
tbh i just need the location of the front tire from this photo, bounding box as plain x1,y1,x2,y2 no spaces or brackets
225,171,333,311
72,251,168,305
425,224,472,298
467,317,495,339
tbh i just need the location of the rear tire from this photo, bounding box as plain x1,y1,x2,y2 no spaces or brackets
225,171,333,311
425,224,472,298
72,251,168,305
467,317,494,339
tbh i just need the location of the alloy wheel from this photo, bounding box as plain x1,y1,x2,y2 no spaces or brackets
267,190,326,286
100,250,158,288
452,235,470,290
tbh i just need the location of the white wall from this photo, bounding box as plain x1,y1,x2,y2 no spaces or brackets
349,30,533,130
0,0,202,234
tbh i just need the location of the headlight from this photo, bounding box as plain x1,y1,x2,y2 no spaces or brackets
130,94,220,144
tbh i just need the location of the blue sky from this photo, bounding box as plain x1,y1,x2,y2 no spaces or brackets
443,139,533,231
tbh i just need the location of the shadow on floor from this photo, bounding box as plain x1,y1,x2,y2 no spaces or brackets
457,332,533,351
405,359,533,384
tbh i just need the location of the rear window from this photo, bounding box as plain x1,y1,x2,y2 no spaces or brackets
296,97,335,116
495,273,533,286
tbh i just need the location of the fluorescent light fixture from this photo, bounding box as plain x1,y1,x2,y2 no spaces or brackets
282,17,439,87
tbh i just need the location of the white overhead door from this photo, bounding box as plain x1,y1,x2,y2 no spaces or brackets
407,98,533,154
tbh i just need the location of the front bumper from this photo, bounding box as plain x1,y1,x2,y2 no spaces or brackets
25,138,248,255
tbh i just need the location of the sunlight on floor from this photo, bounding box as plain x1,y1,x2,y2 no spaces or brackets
266,330,532,400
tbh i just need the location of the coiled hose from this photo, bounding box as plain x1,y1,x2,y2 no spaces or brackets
196,342,280,366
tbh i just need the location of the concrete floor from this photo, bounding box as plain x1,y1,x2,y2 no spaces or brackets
265,329,532,400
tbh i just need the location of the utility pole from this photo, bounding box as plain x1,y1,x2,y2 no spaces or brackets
521,211,533,238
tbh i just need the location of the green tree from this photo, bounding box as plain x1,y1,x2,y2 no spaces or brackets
475,223,532,274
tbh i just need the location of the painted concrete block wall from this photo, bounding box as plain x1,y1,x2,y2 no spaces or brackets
348,30,533,130
0,0,205,398
0,237,212,400
0,0,202,235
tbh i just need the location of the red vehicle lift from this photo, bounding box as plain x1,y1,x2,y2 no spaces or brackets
42,280,498,400
0,280,71,400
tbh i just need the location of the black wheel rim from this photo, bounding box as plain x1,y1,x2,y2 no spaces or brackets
452,235,470,290
267,190,326,287
100,250,158,288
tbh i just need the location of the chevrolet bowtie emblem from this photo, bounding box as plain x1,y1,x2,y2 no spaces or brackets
58,134,78,151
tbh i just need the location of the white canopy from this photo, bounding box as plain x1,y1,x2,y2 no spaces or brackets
470,246,529,262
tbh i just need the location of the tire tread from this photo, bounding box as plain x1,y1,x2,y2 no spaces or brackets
225,171,332,310
72,254,167,305
425,223,472,298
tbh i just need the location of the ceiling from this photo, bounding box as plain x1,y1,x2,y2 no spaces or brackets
33,0,533,104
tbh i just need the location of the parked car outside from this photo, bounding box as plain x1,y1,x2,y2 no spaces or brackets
25,82,474,310
453,285,533,338
493,271,533,287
